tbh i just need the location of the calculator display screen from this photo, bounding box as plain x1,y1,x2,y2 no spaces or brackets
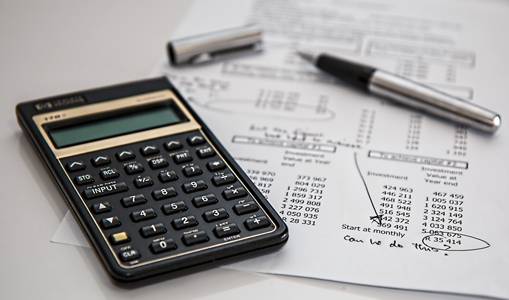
47,102,186,148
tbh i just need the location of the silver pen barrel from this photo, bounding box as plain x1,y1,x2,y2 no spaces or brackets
368,70,501,133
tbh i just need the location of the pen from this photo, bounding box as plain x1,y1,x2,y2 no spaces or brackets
297,50,501,133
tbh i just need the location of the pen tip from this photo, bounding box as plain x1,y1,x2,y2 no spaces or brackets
296,49,318,64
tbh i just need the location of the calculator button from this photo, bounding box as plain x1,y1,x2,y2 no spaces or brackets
140,223,167,238
164,140,183,151
124,162,144,175
222,186,247,200
83,182,128,199
172,215,198,230
152,187,177,200
91,201,111,214
182,230,209,246
74,174,95,186
140,145,159,156
110,232,130,244
116,150,136,161
233,201,259,215
148,157,169,169
207,160,226,171
192,193,218,208
162,201,188,215
134,175,154,188
91,155,110,167
183,165,203,177
187,135,205,146
182,180,207,193
119,248,140,262
214,223,240,238
121,194,147,207
131,208,157,222
158,170,178,182
244,216,270,230
150,239,177,254
100,168,120,180
171,150,193,164
101,216,121,229
66,161,85,172
196,146,215,158
212,173,236,186
203,208,229,222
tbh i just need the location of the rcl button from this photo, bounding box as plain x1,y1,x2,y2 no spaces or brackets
100,168,120,180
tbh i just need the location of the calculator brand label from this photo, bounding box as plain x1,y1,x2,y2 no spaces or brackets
34,95,86,112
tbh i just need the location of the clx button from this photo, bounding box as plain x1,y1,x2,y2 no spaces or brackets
119,248,140,262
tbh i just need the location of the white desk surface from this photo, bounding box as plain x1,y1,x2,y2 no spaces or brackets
0,1,481,299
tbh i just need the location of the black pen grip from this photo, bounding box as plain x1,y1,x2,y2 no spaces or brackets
316,54,376,91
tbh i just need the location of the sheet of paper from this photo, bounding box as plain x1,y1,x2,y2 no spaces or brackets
52,0,509,298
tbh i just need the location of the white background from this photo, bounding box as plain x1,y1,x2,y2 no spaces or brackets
0,1,481,299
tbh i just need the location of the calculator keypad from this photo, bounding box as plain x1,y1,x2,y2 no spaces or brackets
60,130,276,267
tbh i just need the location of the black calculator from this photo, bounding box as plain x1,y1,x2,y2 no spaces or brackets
16,77,288,281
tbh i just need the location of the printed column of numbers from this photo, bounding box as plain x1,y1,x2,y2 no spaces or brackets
421,192,465,247
378,185,414,232
279,175,326,226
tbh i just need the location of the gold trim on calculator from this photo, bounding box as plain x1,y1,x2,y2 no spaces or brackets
33,90,200,158
32,89,277,269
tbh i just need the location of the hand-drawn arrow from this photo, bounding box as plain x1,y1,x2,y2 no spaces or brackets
353,152,383,226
